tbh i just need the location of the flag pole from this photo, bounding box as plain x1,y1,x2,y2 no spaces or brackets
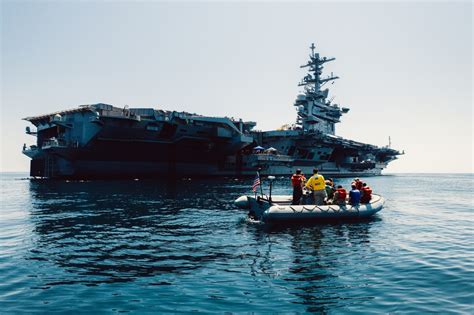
258,171,264,197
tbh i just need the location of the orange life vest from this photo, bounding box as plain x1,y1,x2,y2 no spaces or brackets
291,174,306,187
361,186,372,202
335,188,347,201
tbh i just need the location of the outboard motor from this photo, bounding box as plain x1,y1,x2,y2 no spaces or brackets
234,196,250,209
234,175,276,220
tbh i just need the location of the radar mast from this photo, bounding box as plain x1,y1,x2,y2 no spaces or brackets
294,43,349,135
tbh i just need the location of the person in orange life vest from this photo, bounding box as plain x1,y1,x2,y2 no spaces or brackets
305,168,327,205
360,182,372,204
291,169,306,205
352,178,363,191
333,185,347,206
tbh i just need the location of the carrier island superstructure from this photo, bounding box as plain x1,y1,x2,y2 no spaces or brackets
22,44,402,178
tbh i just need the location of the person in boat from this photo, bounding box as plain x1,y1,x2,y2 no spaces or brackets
328,178,335,188
349,184,361,206
325,180,335,204
352,178,363,191
305,168,327,205
291,169,306,205
333,185,347,206
360,182,372,204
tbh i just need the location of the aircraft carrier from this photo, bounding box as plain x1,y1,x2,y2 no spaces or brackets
22,43,402,179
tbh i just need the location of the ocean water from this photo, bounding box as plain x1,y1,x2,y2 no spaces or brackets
0,172,473,314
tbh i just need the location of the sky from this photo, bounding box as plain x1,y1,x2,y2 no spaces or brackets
1,1,472,173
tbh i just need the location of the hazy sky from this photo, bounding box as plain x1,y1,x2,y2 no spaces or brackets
1,1,472,173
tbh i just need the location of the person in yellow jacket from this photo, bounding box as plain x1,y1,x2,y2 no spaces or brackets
305,168,327,205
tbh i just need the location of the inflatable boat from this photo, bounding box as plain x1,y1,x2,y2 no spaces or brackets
234,193,385,223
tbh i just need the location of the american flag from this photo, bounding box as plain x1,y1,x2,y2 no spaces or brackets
252,172,261,192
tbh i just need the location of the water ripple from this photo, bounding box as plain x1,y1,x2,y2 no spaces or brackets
0,173,473,313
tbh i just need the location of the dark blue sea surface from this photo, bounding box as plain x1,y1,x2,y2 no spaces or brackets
1,173,473,313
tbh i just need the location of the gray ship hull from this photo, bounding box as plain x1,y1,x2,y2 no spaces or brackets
28,159,384,179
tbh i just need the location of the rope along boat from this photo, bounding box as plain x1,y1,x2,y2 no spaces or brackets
234,194,385,223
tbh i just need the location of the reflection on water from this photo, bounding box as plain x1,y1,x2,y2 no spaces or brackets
1,174,473,313
27,179,246,285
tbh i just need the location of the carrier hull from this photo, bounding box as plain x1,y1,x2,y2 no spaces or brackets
27,157,385,179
